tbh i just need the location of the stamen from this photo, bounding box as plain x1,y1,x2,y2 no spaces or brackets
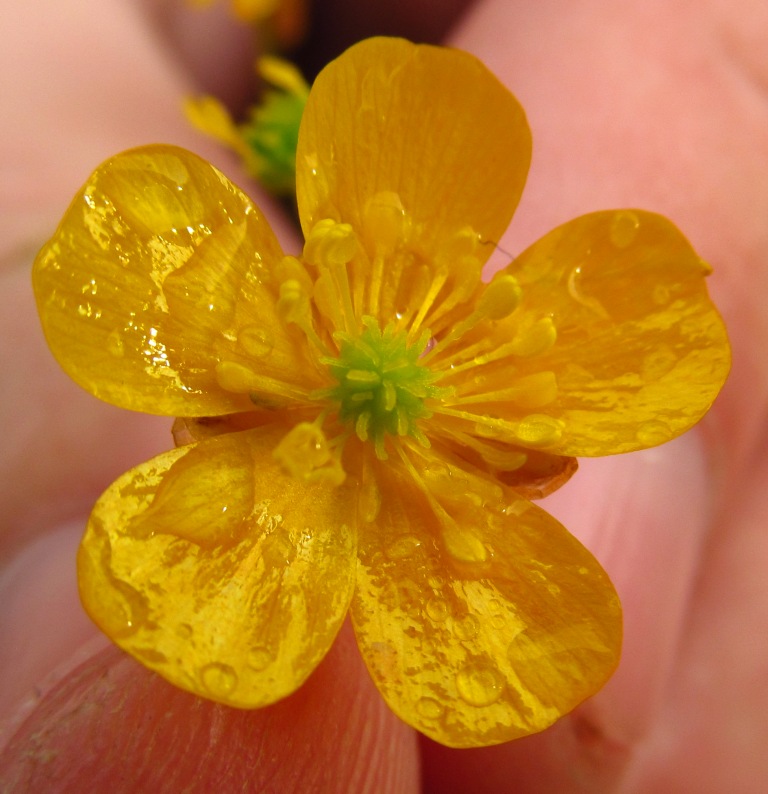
303,219,358,334
408,270,449,336
276,275,330,356
422,273,522,363
431,406,564,448
432,317,557,379
395,445,488,563
449,371,558,410
363,192,410,316
215,360,312,403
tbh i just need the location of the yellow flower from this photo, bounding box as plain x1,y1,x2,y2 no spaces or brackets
185,56,308,195
32,38,730,748
189,0,307,48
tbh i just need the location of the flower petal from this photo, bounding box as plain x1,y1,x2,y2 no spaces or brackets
33,145,316,416
78,424,357,707
296,37,531,324
350,451,621,748
432,210,730,455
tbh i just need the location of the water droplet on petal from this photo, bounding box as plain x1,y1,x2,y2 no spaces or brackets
636,421,671,446
416,696,445,720
425,598,449,622
453,614,480,641
456,664,505,707
200,662,238,697
238,325,274,358
177,623,193,639
515,414,564,447
247,646,275,671
385,534,421,560
641,345,677,381
610,210,640,249
262,530,296,567
107,329,125,358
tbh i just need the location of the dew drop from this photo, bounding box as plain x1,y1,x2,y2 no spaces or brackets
200,662,238,696
453,614,480,641
238,325,274,359
427,573,445,590
610,210,640,248
641,346,677,381
416,696,444,720
515,414,564,447
488,599,507,630
177,623,193,639
107,329,125,358
99,575,147,638
488,598,503,614
490,613,507,630
247,646,274,671
385,534,421,560
425,597,449,623
456,664,505,707
261,530,297,567
636,421,671,446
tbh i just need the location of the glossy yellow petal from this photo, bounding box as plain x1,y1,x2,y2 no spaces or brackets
78,424,357,707
350,450,621,748
296,38,531,327
33,145,317,416
431,210,730,456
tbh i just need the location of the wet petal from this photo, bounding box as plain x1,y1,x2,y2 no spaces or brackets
350,451,621,748
432,211,730,455
78,424,357,707
33,145,316,416
296,38,530,325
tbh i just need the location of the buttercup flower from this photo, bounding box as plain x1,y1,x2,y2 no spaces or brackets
185,55,309,195
189,0,307,48
33,38,730,748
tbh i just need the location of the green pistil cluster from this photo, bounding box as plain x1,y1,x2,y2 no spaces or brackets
322,319,451,458
242,87,306,195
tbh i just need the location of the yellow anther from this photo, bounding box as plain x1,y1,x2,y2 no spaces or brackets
442,521,488,564
183,96,245,155
257,55,309,98
275,255,313,293
383,380,397,412
215,360,260,393
277,278,307,324
476,274,522,321
347,369,381,385
363,191,410,253
303,219,358,268
272,422,345,485
355,411,371,442
509,317,557,357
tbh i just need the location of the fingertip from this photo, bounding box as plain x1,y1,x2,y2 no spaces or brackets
0,622,420,793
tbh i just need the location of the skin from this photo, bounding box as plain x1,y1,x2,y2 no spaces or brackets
1,0,766,790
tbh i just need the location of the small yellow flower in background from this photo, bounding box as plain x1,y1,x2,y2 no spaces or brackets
33,38,730,747
190,0,308,49
185,56,309,196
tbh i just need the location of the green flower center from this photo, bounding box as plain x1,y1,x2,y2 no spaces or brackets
322,318,451,458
